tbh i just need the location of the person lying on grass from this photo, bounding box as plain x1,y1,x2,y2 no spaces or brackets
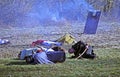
24,46,66,64
32,47,54,64
68,41,96,59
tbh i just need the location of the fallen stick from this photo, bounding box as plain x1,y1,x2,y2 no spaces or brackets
76,48,88,59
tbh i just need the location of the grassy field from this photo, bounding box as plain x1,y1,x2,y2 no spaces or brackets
0,48,120,77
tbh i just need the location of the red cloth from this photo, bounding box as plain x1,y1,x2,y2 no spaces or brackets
37,49,43,53
31,40,44,46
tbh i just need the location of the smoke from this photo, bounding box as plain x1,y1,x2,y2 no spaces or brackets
0,0,95,27
28,0,95,23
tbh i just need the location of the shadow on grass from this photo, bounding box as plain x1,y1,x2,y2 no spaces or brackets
6,61,28,65
12,58,20,60
5,58,29,65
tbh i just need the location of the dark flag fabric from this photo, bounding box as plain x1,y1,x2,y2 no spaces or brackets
83,11,101,34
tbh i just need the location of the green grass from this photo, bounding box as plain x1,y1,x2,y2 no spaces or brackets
0,48,120,77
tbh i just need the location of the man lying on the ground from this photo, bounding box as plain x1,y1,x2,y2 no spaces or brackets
32,47,54,64
68,41,96,59
18,46,66,64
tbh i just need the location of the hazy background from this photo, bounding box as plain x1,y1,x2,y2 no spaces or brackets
0,0,119,28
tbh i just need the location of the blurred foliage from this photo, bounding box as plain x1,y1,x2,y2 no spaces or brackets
0,0,119,14
86,0,120,19
0,0,34,13
0,0,119,26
